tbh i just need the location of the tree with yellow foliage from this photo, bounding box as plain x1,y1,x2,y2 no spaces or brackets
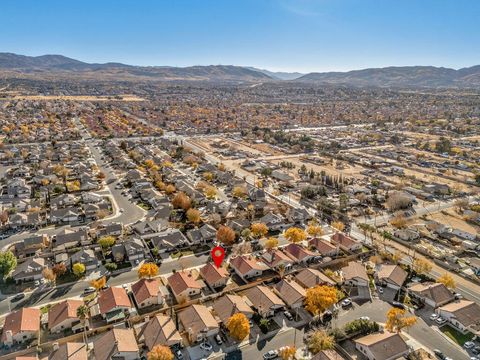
226,313,250,341
165,184,176,195
305,285,338,316
437,273,456,289
204,186,217,199
279,346,296,360
138,263,159,279
203,172,214,182
331,221,345,232
232,186,247,199
307,329,334,354
284,227,307,243
251,222,269,238
412,258,432,275
186,208,201,224
390,215,407,229
147,345,174,360
307,224,323,238
155,180,166,191
264,237,279,250
385,307,417,332
73,263,86,277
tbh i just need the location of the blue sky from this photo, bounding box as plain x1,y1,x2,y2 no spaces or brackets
1,0,479,72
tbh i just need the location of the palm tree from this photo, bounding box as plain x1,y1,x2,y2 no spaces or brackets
76,305,90,349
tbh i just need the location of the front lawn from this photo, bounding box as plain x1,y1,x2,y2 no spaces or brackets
441,325,473,346
171,250,194,259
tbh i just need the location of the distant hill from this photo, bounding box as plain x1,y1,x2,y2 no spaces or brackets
0,53,273,82
246,67,304,80
295,65,480,87
2,53,480,87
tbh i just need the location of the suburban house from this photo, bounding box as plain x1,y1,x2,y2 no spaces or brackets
436,300,480,334
69,249,99,271
283,244,315,264
186,224,217,244
14,234,49,260
48,300,85,334
11,257,45,284
178,304,219,343
1,308,41,346
331,232,362,252
212,294,254,324
244,285,285,318
93,328,139,360
341,261,369,287
52,228,88,251
408,282,455,308
261,249,295,270
50,208,80,224
167,270,203,302
354,331,410,360
199,263,229,289
295,268,336,288
375,264,408,290
49,342,87,360
309,238,338,257
131,278,163,309
274,279,306,309
259,212,289,231
311,349,346,360
230,255,268,281
112,238,146,263
97,287,133,323
136,314,182,350
149,228,190,252
286,207,312,225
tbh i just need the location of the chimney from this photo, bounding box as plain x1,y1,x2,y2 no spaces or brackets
5,330,13,345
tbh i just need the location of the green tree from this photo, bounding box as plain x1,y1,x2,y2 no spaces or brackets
0,251,17,279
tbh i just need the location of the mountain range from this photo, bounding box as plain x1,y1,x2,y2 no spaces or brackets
1,52,480,87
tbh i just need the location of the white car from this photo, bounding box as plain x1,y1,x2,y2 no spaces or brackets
436,317,447,325
200,342,213,351
341,299,352,307
464,341,475,349
378,287,384,294
263,350,278,359
430,313,439,321
360,316,370,321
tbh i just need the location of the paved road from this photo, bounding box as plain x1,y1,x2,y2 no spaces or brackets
333,299,469,360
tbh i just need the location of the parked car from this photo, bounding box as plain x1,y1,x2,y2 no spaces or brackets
200,342,213,351
430,313,439,321
341,299,352,307
263,350,278,359
11,293,25,302
433,349,445,359
215,334,223,345
464,341,475,349
390,301,405,309
175,350,183,359
83,287,96,295
359,316,370,321
454,293,463,300
435,317,447,325
378,287,384,294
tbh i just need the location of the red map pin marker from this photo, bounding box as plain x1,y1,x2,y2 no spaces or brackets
211,246,225,268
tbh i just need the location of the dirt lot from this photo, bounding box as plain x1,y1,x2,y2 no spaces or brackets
428,210,480,234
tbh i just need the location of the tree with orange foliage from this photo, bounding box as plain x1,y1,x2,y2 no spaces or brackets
138,263,159,279
172,192,191,211
165,184,176,194
284,227,307,243
251,222,269,238
147,345,174,360
385,308,417,332
226,313,250,341
331,221,345,232
42,268,56,285
216,225,236,246
305,285,338,316
279,346,296,360
90,276,107,292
